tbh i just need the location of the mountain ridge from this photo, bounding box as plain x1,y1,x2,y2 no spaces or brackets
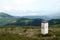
0,12,60,26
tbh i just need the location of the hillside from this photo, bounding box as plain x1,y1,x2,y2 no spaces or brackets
6,18,43,26
0,12,18,25
0,12,43,26
0,12,60,26
49,19,60,25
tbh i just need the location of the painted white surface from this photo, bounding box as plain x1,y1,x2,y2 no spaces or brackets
41,22,48,35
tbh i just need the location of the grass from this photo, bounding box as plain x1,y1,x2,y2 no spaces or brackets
0,25,60,40
0,33,38,40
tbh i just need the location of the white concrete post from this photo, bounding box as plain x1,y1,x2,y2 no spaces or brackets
41,21,48,35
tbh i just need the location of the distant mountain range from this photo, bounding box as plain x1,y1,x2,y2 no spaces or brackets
21,16,51,20
0,12,60,26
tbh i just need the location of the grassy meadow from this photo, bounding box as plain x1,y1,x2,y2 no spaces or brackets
0,25,60,40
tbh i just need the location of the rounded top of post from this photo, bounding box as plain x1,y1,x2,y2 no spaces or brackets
41,21,48,23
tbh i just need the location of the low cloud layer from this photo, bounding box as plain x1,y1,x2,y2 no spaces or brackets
0,0,60,16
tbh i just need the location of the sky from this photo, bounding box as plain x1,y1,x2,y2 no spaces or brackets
0,0,60,16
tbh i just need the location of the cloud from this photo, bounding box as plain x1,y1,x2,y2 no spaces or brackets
0,0,60,16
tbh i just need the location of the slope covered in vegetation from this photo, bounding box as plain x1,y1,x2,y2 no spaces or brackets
0,26,60,40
